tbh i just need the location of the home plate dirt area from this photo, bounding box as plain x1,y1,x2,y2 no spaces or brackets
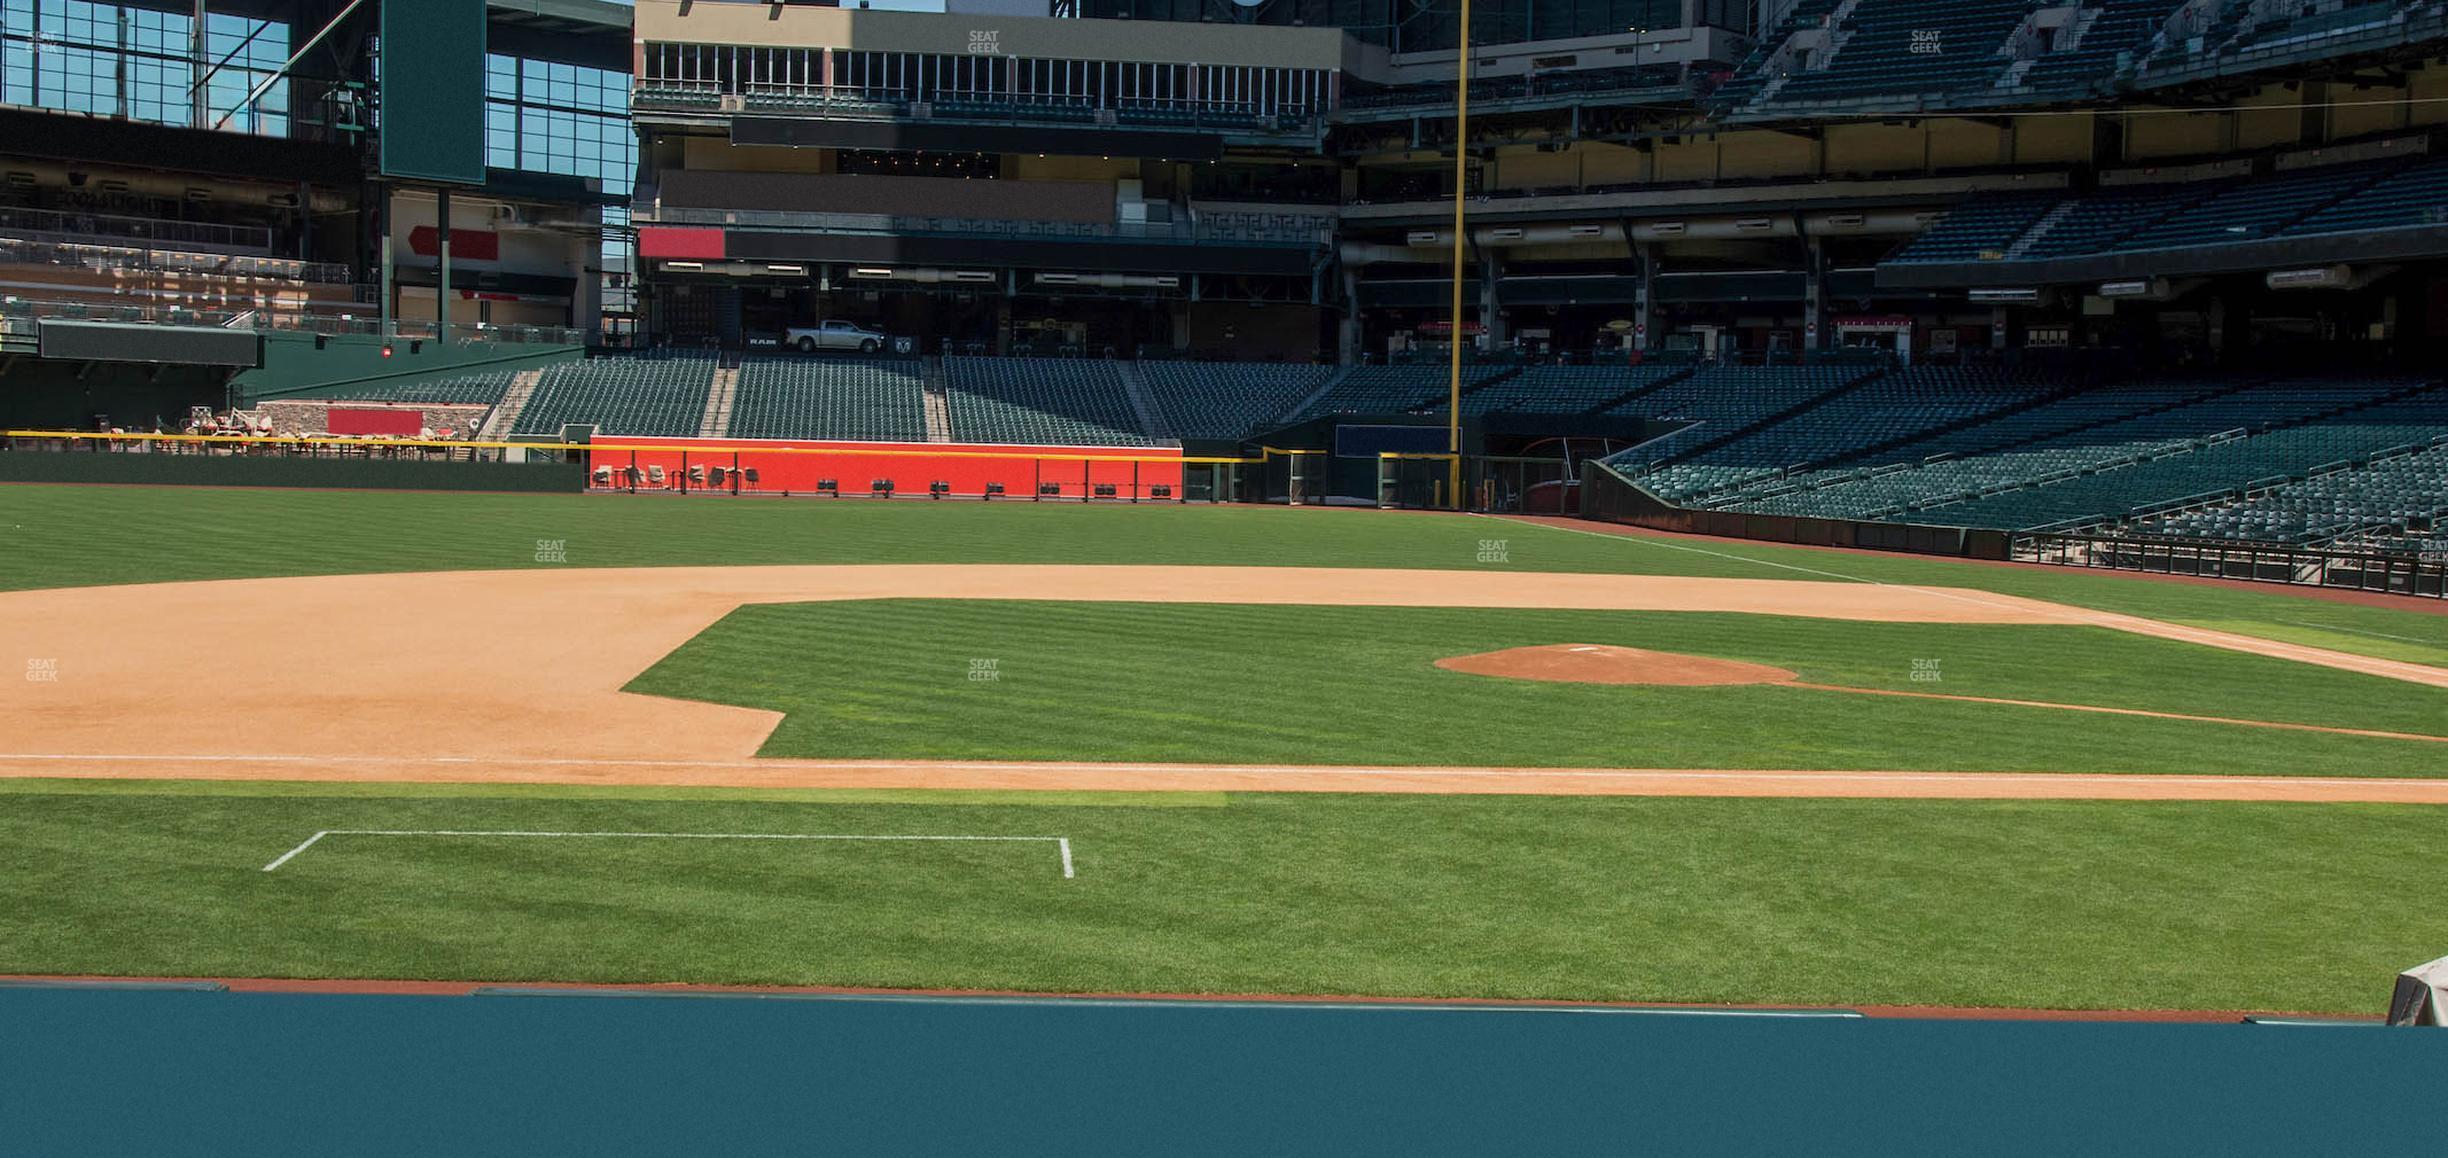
3,563,2445,802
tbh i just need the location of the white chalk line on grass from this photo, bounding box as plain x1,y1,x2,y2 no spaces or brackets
2281,620,2443,646
1486,511,2149,639
261,829,1075,878
9,752,2444,792
1485,513,1881,585
1489,515,2448,680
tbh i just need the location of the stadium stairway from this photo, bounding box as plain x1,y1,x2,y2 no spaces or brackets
1279,365,1355,425
1417,365,1534,416
478,369,546,441
1589,364,1701,414
1288,364,1520,421
1112,361,1171,442
1606,364,1884,469
1644,364,1892,463
921,362,954,443
1136,362,1341,440
513,352,719,439
698,365,741,439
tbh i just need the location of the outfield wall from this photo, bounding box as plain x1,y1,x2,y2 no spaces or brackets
0,443,585,492
590,436,1189,500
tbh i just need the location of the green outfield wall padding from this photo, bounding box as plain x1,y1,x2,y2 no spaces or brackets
0,450,585,492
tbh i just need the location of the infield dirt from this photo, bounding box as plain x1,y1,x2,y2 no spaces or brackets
3,564,2443,801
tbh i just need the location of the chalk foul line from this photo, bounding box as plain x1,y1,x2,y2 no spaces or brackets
261,830,1075,878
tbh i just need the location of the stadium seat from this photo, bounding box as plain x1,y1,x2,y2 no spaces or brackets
942,357,1154,446
514,351,717,439
729,355,928,442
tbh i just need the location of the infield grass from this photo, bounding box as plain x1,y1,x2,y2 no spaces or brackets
3,486,2443,666
624,600,2448,776
0,780,2439,1013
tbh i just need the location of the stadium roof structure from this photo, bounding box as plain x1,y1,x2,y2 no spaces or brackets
487,0,636,36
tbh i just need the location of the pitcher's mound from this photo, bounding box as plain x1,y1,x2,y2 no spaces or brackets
1434,644,1798,687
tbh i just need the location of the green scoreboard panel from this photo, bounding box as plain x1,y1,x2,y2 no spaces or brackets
379,0,488,184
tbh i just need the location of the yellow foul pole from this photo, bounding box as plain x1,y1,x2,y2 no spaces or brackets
1446,0,1472,508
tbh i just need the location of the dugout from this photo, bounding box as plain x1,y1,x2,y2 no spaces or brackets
1242,413,1459,506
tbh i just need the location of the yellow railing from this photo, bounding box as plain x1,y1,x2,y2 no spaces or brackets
4,429,1329,468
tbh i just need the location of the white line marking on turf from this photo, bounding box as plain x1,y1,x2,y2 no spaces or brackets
260,829,1076,877
1485,515,2448,646
1487,512,2095,621
1485,514,1879,584
2282,620,2440,646
261,830,330,872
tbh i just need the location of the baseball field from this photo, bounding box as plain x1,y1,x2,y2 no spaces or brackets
3,485,2445,1014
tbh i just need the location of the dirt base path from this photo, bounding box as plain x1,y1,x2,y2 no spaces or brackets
7,752,2448,802
3,565,2442,800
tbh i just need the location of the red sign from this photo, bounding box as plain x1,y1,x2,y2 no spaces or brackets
638,227,727,260
327,407,422,436
406,227,501,262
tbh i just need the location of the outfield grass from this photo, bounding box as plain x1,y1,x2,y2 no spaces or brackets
3,486,2443,665
623,600,2448,776
0,780,2439,1012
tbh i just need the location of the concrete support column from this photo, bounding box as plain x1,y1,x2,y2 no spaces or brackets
1803,239,1827,353
191,0,209,130
1338,265,1362,365
1479,251,1504,350
377,185,393,337
576,210,605,340
1631,244,1655,355
436,188,453,334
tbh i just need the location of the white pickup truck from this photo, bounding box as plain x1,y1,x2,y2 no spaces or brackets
784,320,890,354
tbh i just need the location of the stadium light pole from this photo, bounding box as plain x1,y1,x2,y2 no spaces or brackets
1446,0,1472,508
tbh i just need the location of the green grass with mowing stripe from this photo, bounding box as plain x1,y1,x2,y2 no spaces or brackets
0,783,2439,1012
624,600,2448,776
3,486,2442,664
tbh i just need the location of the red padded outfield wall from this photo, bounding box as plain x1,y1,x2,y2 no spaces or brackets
590,436,1187,499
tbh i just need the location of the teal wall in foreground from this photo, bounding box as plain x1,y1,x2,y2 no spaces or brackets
0,449,584,492
2,988,2440,1156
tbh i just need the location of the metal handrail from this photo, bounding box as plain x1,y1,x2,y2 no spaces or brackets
0,297,582,346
